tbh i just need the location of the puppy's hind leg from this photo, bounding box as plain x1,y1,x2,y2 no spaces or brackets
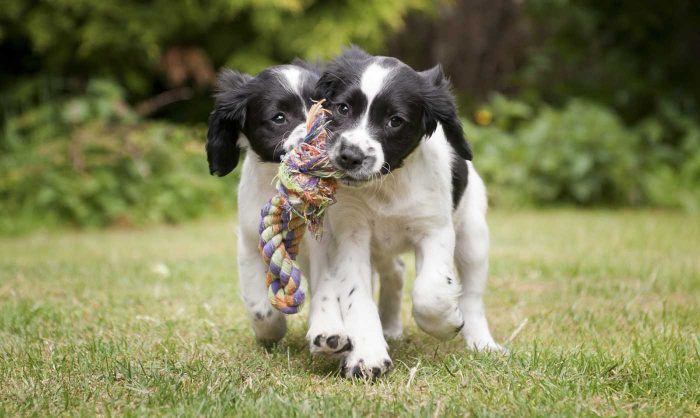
454,168,502,352
238,230,287,346
375,255,406,340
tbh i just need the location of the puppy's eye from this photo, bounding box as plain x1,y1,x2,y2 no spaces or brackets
271,113,286,124
337,103,350,115
388,116,404,128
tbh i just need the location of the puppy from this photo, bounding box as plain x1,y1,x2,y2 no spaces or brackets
206,62,320,345
308,47,501,378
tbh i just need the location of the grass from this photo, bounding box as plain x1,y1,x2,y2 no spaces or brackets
1,209,699,416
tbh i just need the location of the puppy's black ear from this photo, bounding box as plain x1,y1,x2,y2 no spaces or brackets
420,64,473,161
206,70,253,176
313,70,337,102
314,45,371,102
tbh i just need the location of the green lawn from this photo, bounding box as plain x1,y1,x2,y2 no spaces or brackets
1,210,699,416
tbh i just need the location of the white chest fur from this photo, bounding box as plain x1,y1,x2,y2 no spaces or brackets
328,125,455,254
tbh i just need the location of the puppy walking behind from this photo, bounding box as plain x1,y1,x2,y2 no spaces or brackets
206,62,320,345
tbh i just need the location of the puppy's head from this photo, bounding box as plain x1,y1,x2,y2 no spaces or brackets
315,46,472,185
206,62,320,176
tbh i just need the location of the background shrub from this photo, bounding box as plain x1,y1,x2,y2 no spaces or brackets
637,105,700,212
0,0,432,122
0,80,234,234
469,96,700,210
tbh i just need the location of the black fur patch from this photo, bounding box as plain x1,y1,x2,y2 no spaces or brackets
451,155,469,209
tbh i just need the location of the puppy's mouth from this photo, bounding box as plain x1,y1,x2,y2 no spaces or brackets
336,170,387,188
328,147,382,187
339,176,371,187
327,164,370,185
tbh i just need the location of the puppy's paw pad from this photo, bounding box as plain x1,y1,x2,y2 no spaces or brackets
310,333,353,356
341,357,393,379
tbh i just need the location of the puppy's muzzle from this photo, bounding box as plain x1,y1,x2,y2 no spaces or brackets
335,143,368,171
331,139,377,176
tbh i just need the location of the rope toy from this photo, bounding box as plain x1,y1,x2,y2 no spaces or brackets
258,100,342,314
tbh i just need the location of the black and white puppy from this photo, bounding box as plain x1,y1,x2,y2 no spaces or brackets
307,47,501,378
206,63,320,344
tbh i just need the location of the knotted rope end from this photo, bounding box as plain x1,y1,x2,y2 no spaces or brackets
258,100,341,314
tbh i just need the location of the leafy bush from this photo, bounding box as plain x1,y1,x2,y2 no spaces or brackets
520,0,700,123
468,95,700,210
637,104,700,212
0,80,234,234
0,0,433,123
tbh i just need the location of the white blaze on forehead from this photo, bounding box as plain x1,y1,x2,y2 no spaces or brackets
280,67,301,94
279,66,308,116
334,63,392,175
360,63,391,110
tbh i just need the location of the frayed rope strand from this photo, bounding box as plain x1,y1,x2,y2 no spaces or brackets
258,100,342,314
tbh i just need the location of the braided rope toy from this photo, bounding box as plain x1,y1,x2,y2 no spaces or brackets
258,100,342,314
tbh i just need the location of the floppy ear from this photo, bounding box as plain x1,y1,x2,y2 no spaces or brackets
314,45,371,103
420,64,473,161
206,69,252,176
313,71,337,102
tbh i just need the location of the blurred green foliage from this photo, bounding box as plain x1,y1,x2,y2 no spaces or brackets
469,95,700,211
0,80,234,234
471,0,700,210
0,0,698,233
0,0,431,118
520,0,700,123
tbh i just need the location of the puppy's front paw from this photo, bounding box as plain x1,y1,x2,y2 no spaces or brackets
412,296,464,340
251,306,287,345
461,311,506,353
411,276,465,340
340,341,392,379
382,321,403,340
308,332,353,357
465,338,506,353
341,355,393,380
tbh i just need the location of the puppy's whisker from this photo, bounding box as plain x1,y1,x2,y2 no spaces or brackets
272,141,285,158
382,162,396,184
371,172,381,195
375,171,386,194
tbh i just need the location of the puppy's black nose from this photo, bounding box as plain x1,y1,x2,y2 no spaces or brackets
337,144,366,170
